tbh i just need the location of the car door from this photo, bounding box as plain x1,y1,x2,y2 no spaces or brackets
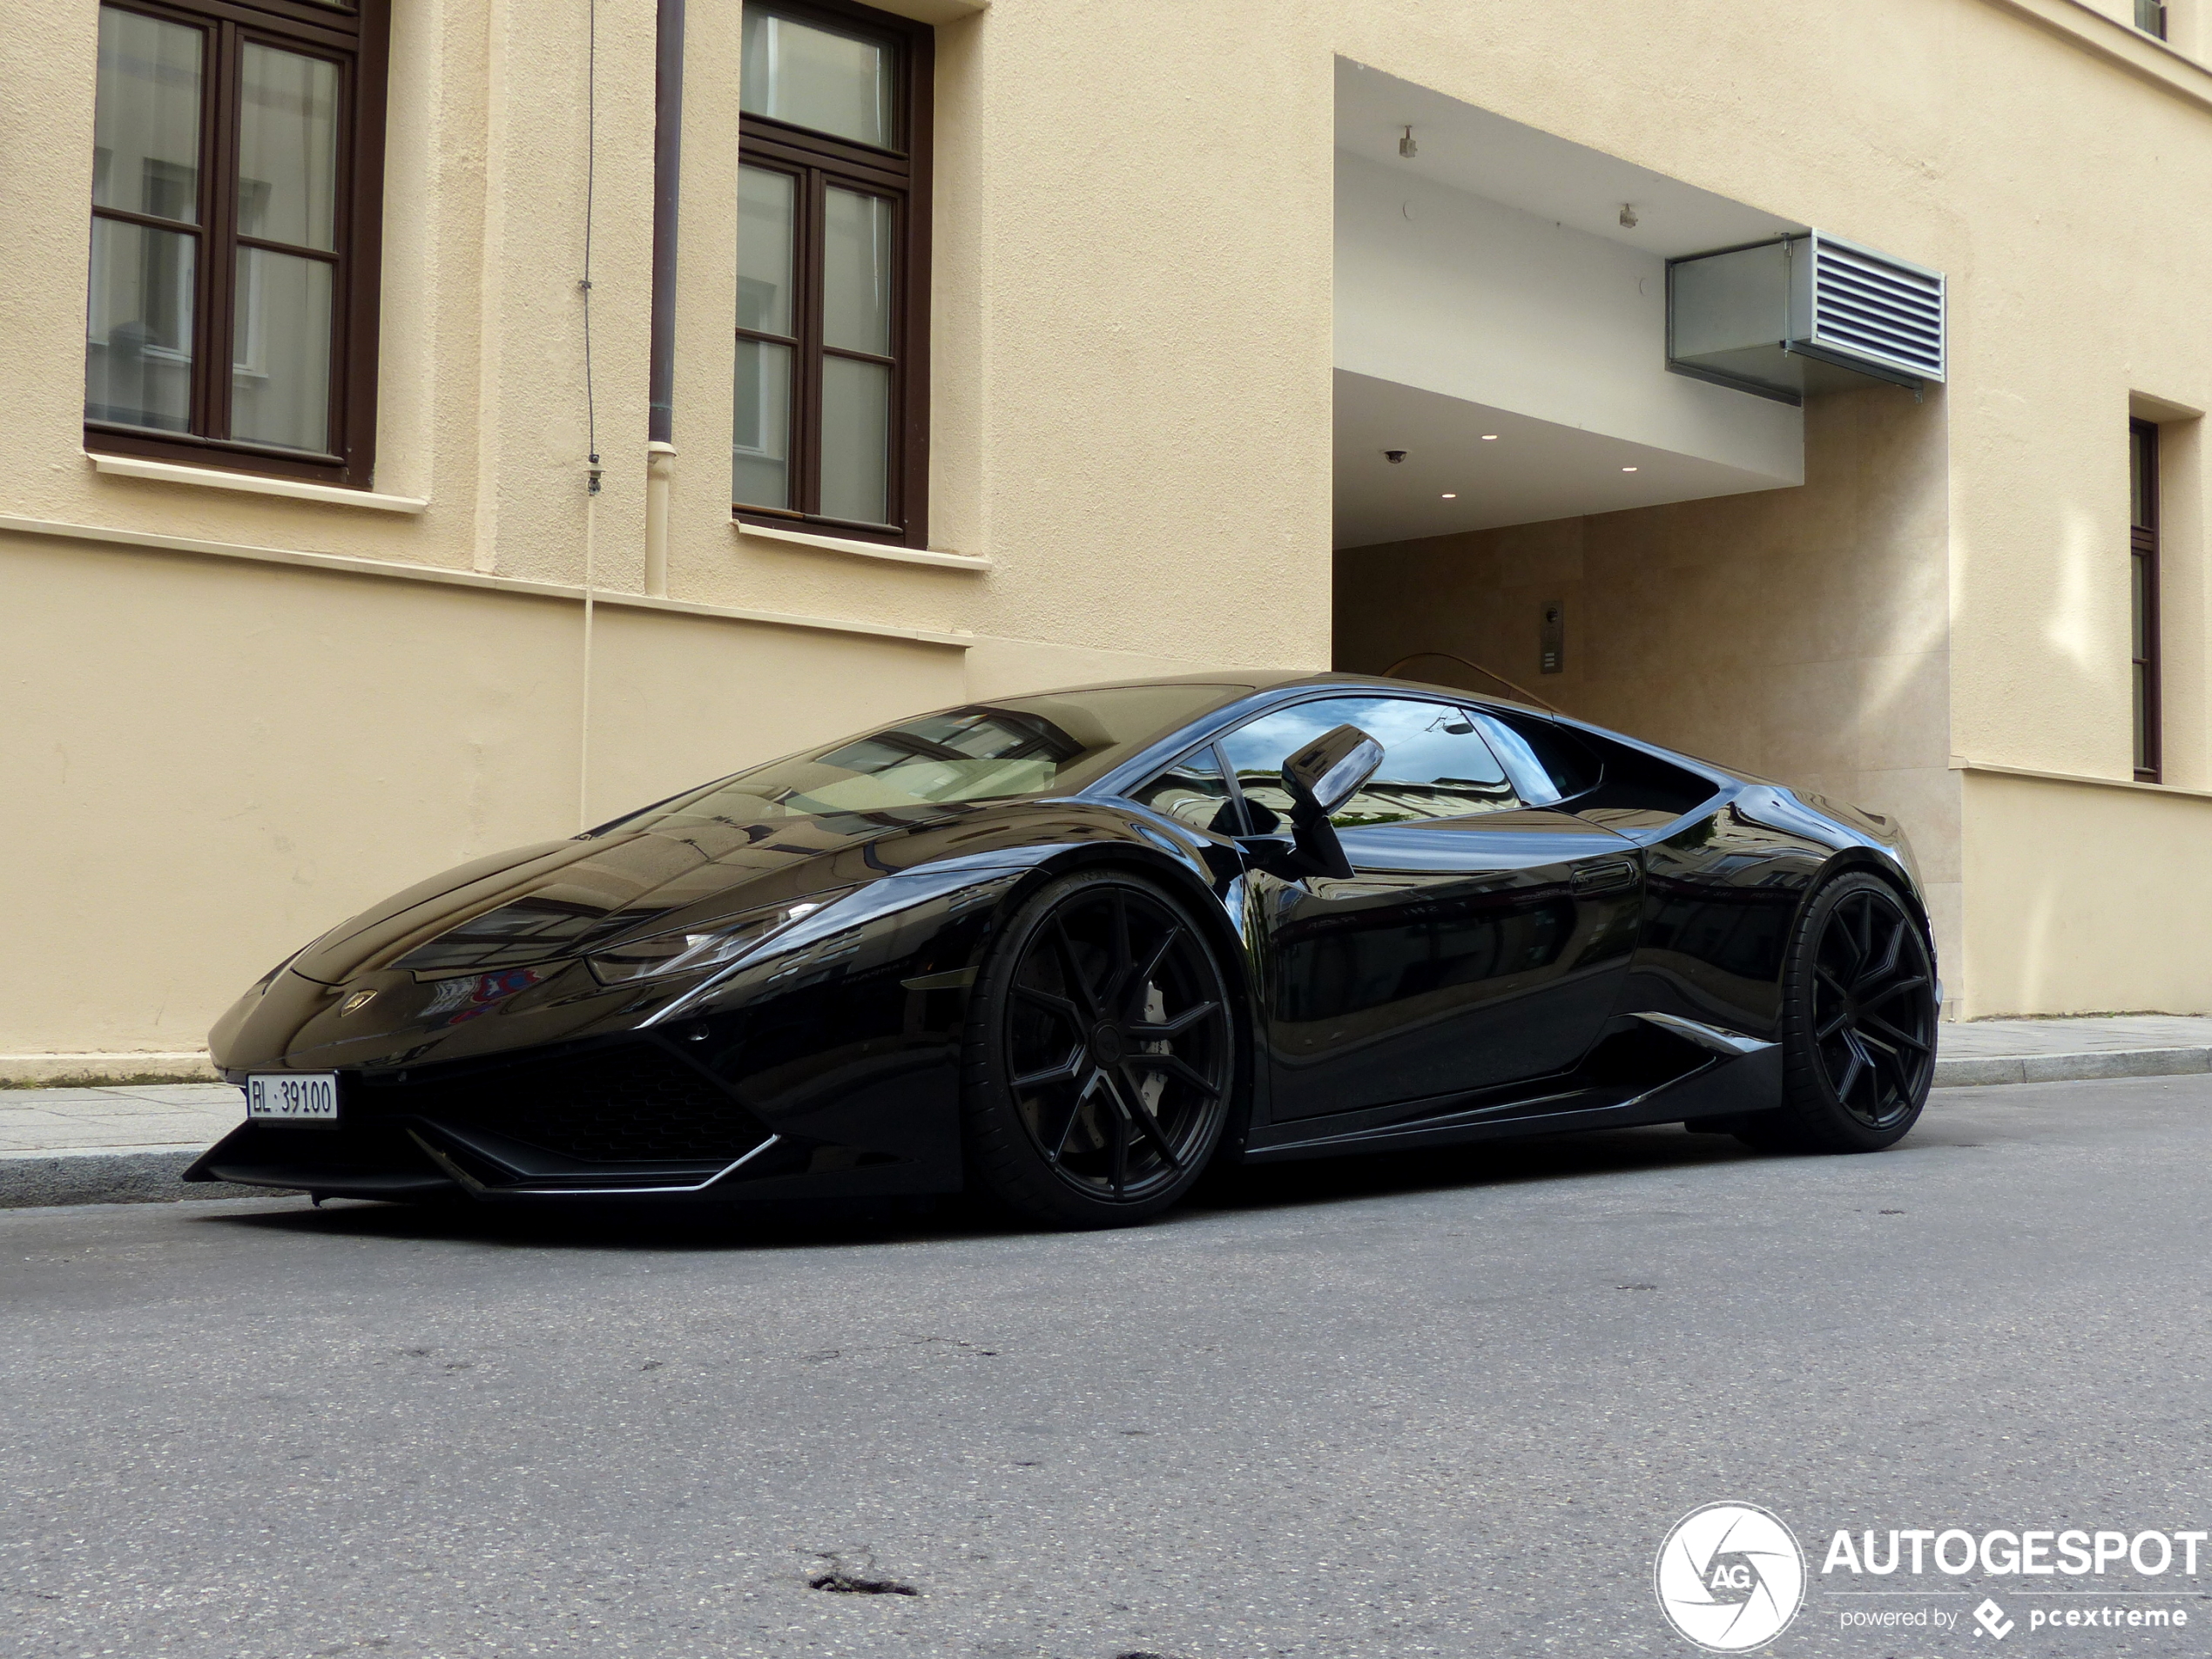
1221,695,1643,1123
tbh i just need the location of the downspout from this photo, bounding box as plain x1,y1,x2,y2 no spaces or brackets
644,0,685,597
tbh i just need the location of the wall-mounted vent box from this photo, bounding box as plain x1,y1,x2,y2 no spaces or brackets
1668,232,1945,405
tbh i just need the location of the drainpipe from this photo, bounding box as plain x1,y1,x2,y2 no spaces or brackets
644,440,676,594
644,0,685,597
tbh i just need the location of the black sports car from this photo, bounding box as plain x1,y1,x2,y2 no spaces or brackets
189,673,1940,1227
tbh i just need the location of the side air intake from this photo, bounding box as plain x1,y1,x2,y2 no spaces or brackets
1668,231,1946,404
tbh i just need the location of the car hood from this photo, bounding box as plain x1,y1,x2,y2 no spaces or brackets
287,801,988,986
210,793,1149,1075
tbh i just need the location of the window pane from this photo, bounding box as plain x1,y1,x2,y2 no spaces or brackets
2133,550,2148,660
94,7,203,224
230,248,332,451
822,188,892,354
819,354,891,523
740,10,892,148
84,219,195,430
636,685,1245,827
1130,746,1239,835
2135,664,2149,772
1222,698,1519,829
1469,711,1595,805
737,166,795,337
239,44,341,252
2131,425,2153,529
733,337,792,507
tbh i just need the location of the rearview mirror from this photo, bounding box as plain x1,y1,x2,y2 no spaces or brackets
1281,725,1384,818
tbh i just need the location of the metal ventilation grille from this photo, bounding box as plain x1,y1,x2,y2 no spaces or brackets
1808,235,1945,382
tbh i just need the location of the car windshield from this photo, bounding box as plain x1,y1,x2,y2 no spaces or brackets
626,683,1248,831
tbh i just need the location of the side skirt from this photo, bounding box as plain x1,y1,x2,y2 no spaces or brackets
1241,1023,1784,1164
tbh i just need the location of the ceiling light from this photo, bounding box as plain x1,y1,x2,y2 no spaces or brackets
1622,466,1639,472
1480,435,1499,442
1440,493,1456,499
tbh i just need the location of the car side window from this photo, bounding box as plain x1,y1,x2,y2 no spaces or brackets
1128,744,1243,835
1468,709,1600,806
1219,697,1521,830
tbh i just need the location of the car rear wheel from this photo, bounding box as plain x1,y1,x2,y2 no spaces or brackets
961,870,1236,1228
1737,869,1938,1155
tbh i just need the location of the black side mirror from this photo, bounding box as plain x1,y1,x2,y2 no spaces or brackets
1282,725,1385,816
1275,725,1383,881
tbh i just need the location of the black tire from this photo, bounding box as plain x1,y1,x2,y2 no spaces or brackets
961,869,1237,1228
1735,870,1938,1155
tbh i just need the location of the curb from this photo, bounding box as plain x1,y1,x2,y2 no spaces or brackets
0,1147,277,1209
0,1052,218,1087
1932,1047,2212,1089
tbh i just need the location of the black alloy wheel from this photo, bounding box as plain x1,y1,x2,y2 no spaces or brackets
1741,870,1938,1154
962,870,1236,1227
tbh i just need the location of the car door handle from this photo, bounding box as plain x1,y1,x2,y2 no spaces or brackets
1569,858,1638,894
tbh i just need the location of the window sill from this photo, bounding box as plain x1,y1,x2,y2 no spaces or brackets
1953,759,2212,802
735,519,989,570
88,453,428,514
869,0,987,22
0,512,973,648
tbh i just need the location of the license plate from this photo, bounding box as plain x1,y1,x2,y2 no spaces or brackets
246,1073,340,1123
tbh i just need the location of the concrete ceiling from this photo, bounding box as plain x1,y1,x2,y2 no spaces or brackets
1332,59,1808,551
1332,369,1791,550
1336,58,1805,260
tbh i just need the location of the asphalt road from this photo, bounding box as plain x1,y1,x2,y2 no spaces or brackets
6,1076,2211,1659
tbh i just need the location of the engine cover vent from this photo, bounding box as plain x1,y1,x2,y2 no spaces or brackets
1668,231,1946,404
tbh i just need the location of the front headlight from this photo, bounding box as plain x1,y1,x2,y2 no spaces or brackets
584,891,853,986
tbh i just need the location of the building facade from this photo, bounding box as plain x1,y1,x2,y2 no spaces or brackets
3,0,2209,1078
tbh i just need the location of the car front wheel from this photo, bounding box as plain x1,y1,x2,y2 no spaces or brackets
961,870,1236,1228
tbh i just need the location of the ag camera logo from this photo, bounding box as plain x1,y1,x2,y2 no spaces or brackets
1656,1502,1807,1651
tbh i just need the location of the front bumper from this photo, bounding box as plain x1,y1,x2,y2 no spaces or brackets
185,1036,947,1204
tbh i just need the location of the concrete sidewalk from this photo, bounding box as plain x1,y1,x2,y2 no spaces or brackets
1929,1015,2212,1086
0,1083,253,1207
7,1016,2212,1208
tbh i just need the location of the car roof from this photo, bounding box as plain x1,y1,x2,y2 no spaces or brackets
1026,668,1557,717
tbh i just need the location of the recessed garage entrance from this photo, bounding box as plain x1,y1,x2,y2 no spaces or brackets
1330,60,1958,968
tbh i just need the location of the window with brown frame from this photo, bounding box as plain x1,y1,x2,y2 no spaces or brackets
735,0,931,546
84,0,388,488
2132,418,2162,782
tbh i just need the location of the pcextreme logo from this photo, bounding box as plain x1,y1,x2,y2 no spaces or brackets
1655,1502,1808,1652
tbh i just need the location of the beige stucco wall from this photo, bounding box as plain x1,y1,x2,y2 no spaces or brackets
1332,385,1964,984
10,0,2212,1058
1961,767,2212,1014
0,0,1339,1062
0,532,971,1057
